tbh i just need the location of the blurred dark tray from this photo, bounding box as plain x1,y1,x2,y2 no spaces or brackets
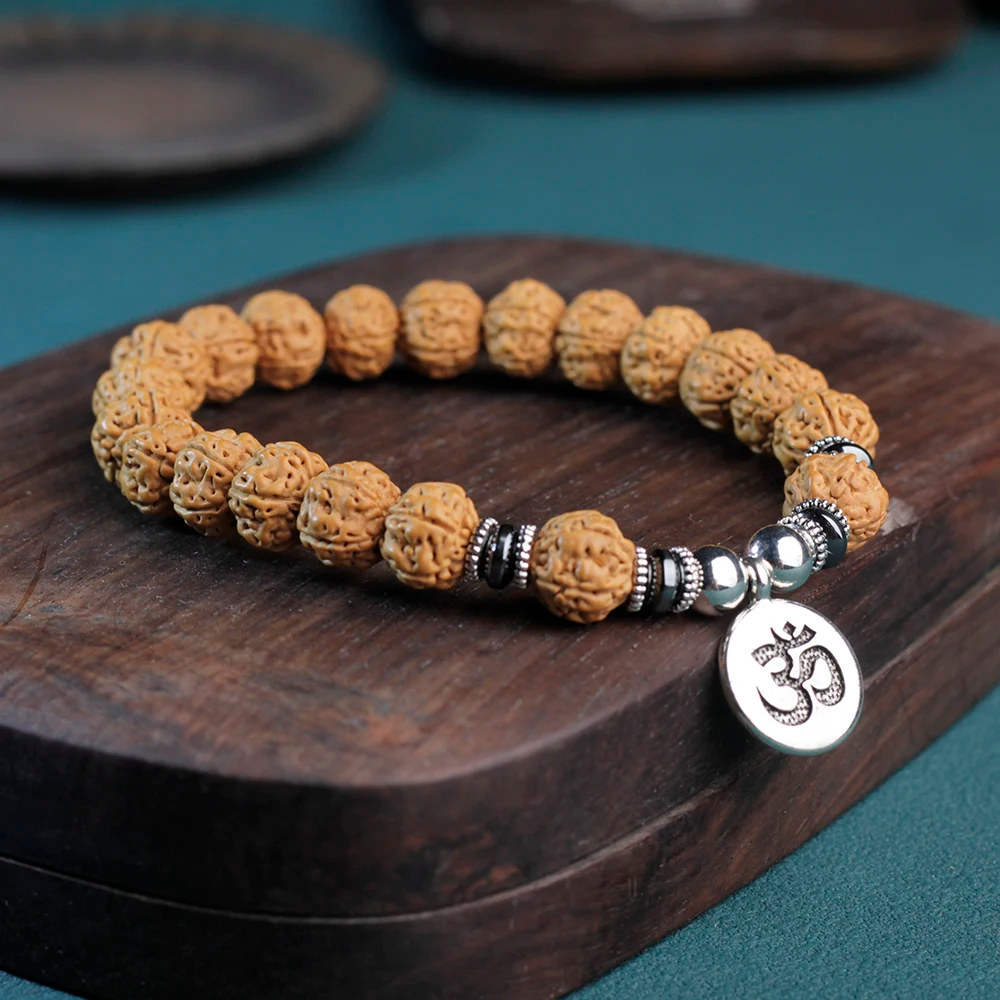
0,14,385,181
397,0,966,82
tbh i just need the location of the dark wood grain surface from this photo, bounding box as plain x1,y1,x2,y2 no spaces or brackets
0,14,385,180
0,237,997,999
397,0,965,82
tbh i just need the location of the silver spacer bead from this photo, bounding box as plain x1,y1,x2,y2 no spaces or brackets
511,523,537,590
778,513,829,572
464,517,499,583
627,546,651,613
668,546,703,614
789,498,850,542
805,435,874,468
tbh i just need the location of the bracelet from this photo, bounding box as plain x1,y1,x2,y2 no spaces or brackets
90,280,890,756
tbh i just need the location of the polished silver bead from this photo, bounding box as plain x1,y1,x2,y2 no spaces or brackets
511,523,537,590
778,513,829,572
464,517,499,583
692,546,749,617
668,546,702,614
627,546,651,612
744,556,774,602
805,435,874,469
745,524,814,595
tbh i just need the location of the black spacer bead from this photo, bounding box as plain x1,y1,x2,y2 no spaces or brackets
476,523,500,580
640,552,662,614
806,509,849,569
486,524,518,589
649,548,681,614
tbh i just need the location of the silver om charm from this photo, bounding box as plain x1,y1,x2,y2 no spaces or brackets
719,598,863,755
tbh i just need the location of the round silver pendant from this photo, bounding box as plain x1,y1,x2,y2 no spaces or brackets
718,598,863,755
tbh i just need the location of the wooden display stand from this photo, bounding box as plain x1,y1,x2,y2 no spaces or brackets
0,238,997,1000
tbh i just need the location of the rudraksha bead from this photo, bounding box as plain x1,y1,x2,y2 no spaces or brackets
381,482,480,590
117,414,204,516
323,285,399,381
620,305,711,404
731,354,828,454
92,358,191,419
772,388,879,474
399,280,484,379
178,304,260,404
241,290,326,390
483,278,566,377
530,510,635,624
297,461,401,570
111,320,209,411
782,452,889,552
556,289,644,391
90,389,191,482
679,329,775,431
170,429,262,536
228,441,328,550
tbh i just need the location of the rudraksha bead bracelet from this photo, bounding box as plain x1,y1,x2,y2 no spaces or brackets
90,280,890,755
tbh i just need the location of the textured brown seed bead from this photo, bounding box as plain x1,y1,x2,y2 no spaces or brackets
620,305,711,405
228,441,328,551
92,358,191,419
556,289,644,391
178,304,260,404
298,461,401,570
380,482,479,590
241,290,326,391
117,415,204,516
170,429,263,536
783,452,890,552
483,278,566,377
90,389,191,483
679,328,775,431
772,388,880,474
731,354,828,454
111,320,209,411
399,280,484,379
323,284,399,381
529,510,636,624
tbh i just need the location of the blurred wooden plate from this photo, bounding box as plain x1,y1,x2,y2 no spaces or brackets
0,14,386,181
398,0,966,82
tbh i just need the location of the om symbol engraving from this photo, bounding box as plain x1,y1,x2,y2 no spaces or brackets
719,599,862,755
751,621,845,727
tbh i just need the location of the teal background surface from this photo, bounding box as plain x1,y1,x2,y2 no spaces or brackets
0,1,998,997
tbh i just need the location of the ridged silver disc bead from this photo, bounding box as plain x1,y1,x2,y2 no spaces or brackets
788,498,850,541
668,546,703,614
464,517,499,583
627,546,651,613
511,524,537,590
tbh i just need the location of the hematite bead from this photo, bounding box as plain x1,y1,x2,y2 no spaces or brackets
465,517,499,583
485,523,517,589
805,434,874,469
641,551,662,613
803,507,849,569
649,548,680,613
648,546,702,614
